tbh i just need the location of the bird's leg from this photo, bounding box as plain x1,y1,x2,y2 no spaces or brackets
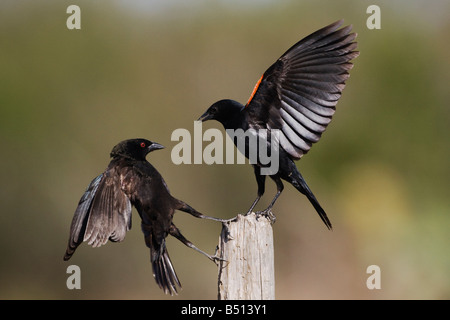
176,200,233,223
246,165,266,215
257,192,279,223
246,195,261,215
256,176,284,224
169,224,225,264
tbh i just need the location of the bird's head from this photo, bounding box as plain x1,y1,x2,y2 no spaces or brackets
198,99,243,127
110,138,164,161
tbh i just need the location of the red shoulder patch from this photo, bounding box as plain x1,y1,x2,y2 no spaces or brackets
245,75,263,107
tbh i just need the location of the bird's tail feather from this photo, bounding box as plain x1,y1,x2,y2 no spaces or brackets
291,169,333,230
151,242,181,295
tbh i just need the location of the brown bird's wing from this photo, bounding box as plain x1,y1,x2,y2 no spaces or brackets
244,20,359,159
64,164,132,260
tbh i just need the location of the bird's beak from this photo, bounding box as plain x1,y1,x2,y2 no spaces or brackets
197,110,211,122
148,142,165,152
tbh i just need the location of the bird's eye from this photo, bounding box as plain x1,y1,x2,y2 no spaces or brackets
140,142,146,148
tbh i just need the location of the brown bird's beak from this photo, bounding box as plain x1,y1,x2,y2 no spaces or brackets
149,142,165,152
197,110,212,122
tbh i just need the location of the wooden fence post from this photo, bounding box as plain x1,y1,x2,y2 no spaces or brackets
217,212,275,300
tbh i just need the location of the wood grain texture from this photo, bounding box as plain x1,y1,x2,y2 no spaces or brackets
217,212,275,300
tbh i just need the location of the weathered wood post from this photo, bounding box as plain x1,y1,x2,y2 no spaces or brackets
217,212,275,300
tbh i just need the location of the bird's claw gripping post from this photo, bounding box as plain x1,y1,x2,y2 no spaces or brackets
255,209,276,225
208,245,227,266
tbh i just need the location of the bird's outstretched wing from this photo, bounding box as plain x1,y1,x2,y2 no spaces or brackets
244,20,359,159
64,165,132,260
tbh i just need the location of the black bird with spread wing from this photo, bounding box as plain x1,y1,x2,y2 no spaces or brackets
64,138,224,295
198,20,359,229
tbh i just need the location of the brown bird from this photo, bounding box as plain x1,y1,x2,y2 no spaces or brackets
63,138,224,295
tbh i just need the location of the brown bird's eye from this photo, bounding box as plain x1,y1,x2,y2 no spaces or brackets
140,142,146,148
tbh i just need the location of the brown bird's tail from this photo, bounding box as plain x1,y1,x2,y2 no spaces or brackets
151,241,181,295
142,223,181,295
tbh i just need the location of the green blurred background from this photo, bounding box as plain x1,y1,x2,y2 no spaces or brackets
1,0,449,299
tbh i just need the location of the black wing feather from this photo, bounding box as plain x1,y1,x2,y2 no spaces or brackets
245,20,359,160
